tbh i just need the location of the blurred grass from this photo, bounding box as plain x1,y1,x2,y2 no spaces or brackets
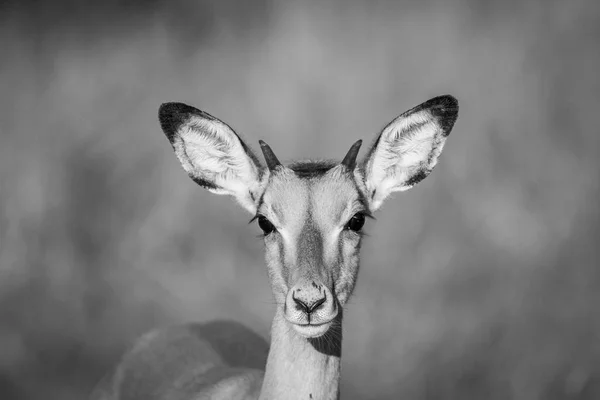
1,0,599,399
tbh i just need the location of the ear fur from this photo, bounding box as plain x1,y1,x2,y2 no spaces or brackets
362,95,458,211
158,102,264,213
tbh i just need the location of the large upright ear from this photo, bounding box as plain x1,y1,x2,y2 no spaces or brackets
362,95,458,211
158,102,264,214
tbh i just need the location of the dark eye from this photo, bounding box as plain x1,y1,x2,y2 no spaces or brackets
258,215,275,235
345,213,365,232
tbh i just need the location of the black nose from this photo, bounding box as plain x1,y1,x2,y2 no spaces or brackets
292,294,327,314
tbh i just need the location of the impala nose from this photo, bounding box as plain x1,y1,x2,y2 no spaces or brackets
284,279,337,331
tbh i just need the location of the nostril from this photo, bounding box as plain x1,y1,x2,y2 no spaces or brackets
309,296,326,313
292,296,310,313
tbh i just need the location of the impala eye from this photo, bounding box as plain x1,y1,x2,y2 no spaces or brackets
345,213,366,232
257,215,275,235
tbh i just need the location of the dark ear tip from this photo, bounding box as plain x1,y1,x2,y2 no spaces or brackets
424,95,459,114
433,94,458,107
158,102,192,141
425,95,459,135
158,102,215,142
158,102,201,120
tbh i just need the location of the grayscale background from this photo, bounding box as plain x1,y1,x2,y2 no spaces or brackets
1,0,599,399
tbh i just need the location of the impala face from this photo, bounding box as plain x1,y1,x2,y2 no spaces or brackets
255,162,369,337
158,95,458,339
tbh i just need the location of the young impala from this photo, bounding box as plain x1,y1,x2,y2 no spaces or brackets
90,95,458,399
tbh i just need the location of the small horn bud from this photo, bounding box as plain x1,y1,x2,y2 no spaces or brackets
259,140,282,171
341,139,362,171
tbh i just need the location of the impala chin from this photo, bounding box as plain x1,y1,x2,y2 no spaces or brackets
283,308,339,338
292,321,333,338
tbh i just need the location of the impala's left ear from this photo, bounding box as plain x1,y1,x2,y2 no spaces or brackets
362,95,459,211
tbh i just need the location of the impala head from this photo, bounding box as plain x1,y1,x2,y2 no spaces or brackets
158,95,458,338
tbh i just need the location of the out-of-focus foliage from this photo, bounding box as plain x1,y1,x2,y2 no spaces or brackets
1,0,599,399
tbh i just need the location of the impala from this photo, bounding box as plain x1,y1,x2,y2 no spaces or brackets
90,95,459,399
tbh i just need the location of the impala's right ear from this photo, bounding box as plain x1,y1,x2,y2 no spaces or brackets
158,103,265,214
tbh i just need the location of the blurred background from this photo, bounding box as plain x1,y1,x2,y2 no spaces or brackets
1,0,599,399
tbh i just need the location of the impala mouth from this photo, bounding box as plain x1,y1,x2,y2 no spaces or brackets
291,321,332,338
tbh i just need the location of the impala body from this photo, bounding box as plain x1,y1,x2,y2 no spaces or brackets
90,95,459,399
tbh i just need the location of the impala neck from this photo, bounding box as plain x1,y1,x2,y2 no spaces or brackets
259,309,342,400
